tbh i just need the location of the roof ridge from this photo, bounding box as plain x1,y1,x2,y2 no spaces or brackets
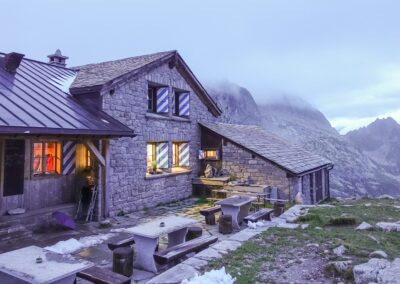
73,50,176,70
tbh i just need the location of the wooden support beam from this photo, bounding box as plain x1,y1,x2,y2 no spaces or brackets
84,140,105,167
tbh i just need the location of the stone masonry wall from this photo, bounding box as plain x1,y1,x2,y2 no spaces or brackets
221,141,292,198
101,63,218,216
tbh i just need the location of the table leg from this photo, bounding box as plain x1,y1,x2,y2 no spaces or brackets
167,227,188,248
221,205,241,229
133,235,158,273
239,202,252,224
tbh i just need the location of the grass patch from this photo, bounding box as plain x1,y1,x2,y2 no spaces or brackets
195,196,209,205
328,216,357,226
202,198,400,283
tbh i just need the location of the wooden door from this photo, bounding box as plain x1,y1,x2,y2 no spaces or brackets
1,139,25,213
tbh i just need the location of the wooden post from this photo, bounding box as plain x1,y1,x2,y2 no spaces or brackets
312,172,317,204
103,139,111,218
321,169,326,200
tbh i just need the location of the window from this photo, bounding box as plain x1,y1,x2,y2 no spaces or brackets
148,85,169,114
86,149,94,168
148,86,157,112
147,142,169,173
147,143,156,171
172,142,190,167
174,91,190,116
32,142,61,175
198,149,219,160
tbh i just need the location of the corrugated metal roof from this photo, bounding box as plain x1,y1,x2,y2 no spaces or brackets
200,122,332,175
0,53,134,137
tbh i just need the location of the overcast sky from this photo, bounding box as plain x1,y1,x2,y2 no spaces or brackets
2,0,400,133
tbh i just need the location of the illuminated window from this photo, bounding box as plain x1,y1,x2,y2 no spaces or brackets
147,143,156,172
86,149,94,168
32,142,61,175
205,149,218,160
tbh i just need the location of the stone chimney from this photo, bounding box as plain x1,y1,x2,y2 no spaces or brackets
47,49,68,67
3,52,25,73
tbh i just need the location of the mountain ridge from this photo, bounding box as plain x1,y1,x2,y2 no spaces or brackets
208,82,400,198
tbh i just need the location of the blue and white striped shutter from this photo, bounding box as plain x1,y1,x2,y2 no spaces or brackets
156,142,169,169
156,87,169,113
179,143,190,167
179,93,190,116
62,141,76,175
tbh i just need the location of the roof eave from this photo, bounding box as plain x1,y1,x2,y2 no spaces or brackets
0,127,136,138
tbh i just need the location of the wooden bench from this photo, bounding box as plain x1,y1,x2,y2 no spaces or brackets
154,236,218,265
76,266,130,284
200,206,221,225
107,236,135,251
244,208,273,223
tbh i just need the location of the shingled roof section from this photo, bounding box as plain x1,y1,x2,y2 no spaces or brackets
71,51,222,117
0,53,134,137
71,51,174,90
200,122,332,175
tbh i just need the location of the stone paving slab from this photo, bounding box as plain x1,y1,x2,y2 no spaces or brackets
211,240,242,254
194,247,223,261
147,263,198,284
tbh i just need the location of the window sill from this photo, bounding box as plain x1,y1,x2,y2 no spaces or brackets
145,169,192,180
32,173,63,179
145,113,191,123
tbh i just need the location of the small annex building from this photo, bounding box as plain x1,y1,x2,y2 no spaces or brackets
199,122,333,204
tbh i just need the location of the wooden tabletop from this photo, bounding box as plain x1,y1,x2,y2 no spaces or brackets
0,245,93,284
123,216,198,238
216,195,256,207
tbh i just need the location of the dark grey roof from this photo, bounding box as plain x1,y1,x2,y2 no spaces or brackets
71,51,222,117
0,53,134,137
200,122,332,175
71,51,174,90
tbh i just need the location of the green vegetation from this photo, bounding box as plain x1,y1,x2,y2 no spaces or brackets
195,196,209,205
202,198,400,284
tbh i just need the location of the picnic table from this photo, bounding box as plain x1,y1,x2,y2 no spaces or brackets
124,216,198,273
0,245,92,284
216,195,256,229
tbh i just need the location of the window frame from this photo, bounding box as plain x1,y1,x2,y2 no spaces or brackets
32,140,62,177
147,85,158,113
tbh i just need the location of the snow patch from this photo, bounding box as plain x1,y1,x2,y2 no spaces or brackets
247,221,266,229
181,267,235,284
45,233,115,254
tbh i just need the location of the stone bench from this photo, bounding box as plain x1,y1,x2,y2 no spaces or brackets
154,236,218,265
76,266,130,284
244,208,273,223
200,206,221,225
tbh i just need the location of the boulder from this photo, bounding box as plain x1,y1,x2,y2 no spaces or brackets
369,250,388,259
378,194,395,200
376,222,400,232
356,222,373,231
330,260,352,273
333,245,346,257
353,258,390,284
353,258,400,284
377,258,400,284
